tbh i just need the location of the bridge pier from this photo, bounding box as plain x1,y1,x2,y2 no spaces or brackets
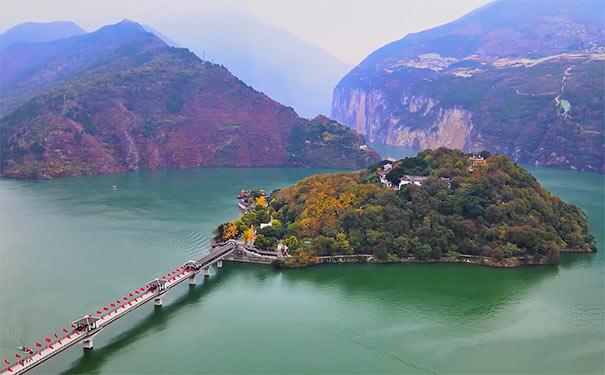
82,338,94,350
217,260,223,268
203,267,210,277
188,274,196,285
154,297,163,306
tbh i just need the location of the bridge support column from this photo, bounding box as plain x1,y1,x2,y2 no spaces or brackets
154,297,163,306
217,260,223,268
82,339,94,350
203,267,210,277
188,274,196,285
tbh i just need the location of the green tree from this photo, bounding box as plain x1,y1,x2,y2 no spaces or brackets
283,236,299,251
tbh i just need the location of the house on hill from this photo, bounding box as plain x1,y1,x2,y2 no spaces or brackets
397,175,451,190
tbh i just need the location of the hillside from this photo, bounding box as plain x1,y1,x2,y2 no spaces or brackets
332,0,604,172
0,21,85,49
0,21,379,179
217,148,596,267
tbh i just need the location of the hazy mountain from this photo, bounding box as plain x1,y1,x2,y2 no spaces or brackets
0,21,379,179
142,25,180,47
160,12,351,118
0,19,161,115
0,21,85,49
333,0,604,172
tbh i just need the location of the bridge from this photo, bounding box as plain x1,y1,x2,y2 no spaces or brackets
1,240,276,375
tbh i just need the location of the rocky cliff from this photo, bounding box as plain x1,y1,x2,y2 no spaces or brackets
0,21,379,179
333,0,604,172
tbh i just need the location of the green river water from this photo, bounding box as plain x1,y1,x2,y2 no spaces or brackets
0,144,603,374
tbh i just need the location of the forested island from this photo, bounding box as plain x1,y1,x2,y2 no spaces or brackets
216,148,596,268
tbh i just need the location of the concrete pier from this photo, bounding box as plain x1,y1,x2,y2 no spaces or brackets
154,297,163,306
82,339,93,350
203,267,210,276
188,274,196,285
217,260,223,268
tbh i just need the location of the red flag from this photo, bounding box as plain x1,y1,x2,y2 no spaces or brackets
44,338,50,343
123,296,128,300
181,266,184,269
128,302,132,305
15,354,20,358
49,345,54,350
53,333,57,338
75,331,80,335
5,359,10,364
103,307,108,311
67,335,71,339
140,288,144,291
58,340,62,344
135,290,139,294
18,361,23,366
110,303,115,307
116,300,121,304
71,324,75,328
62,328,68,333
162,276,166,279
25,348,32,353
129,293,133,297
7,367,12,372
35,343,41,347
97,310,102,314
100,317,104,320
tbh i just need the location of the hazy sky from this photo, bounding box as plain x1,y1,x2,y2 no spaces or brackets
1,0,492,64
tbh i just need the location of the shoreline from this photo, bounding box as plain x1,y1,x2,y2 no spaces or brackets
272,249,595,269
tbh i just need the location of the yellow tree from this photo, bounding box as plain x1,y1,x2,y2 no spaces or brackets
222,221,238,241
243,224,254,244
256,195,266,208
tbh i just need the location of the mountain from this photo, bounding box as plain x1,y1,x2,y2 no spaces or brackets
0,20,159,115
158,12,351,118
0,21,379,179
142,25,180,47
0,21,85,50
332,0,604,172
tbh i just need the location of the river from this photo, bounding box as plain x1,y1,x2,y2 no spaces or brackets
0,144,603,374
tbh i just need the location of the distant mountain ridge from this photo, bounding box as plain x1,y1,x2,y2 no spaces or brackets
0,20,379,179
0,21,85,49
160,12,351,118
332,0,604,172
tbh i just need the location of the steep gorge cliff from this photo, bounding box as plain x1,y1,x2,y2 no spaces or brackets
332,0,604,172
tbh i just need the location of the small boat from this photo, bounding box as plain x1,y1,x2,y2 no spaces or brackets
111,185,118,189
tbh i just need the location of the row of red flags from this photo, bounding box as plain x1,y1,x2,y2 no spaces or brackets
4,266,190,372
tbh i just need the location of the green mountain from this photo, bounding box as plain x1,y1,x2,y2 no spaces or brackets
0,21,379,179
332,0,604,172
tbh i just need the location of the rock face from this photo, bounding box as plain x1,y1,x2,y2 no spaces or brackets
0,21,379,179
332,0,604,172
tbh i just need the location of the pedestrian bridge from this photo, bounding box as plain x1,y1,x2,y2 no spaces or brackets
1,240,276,375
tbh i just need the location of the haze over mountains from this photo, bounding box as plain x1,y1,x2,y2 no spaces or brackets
0,21,85,49
0,20,378,179
333,0,604,172
161,12,351,118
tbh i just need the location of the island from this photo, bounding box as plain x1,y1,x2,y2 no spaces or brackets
215,148,596,268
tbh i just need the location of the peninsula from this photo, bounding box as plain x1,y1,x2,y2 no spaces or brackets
216,148,596,268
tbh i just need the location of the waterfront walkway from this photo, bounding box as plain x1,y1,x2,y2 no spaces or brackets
1,240,275,375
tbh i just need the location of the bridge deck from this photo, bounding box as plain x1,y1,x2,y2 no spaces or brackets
1,242,240,375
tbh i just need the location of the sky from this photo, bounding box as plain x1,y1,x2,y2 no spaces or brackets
0,0,493,65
